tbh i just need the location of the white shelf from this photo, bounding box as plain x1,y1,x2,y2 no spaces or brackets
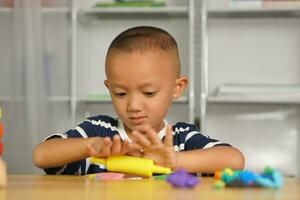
48,96,70,102
42,8,70,14
77,96,112,103
0,96,9,102
208,96,300,104
0,96,70,103
77,95,188,104
78,6,188,19
0,7,12,13
209,84,300,104
0,7,70,14
208,6,300,18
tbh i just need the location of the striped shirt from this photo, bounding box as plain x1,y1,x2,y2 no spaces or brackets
44,115,230,175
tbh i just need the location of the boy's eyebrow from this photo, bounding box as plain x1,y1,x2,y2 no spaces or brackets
109,83,127,89
138,82,159,89
109,82,159,89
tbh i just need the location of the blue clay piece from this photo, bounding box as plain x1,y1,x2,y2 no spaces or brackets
220,167,283,189
238,170,257,185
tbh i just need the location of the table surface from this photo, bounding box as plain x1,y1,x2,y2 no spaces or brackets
0,175,300,200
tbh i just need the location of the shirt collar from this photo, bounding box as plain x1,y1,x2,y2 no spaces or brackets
117,119,168,142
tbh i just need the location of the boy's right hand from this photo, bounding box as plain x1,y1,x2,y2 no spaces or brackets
85,135,129,157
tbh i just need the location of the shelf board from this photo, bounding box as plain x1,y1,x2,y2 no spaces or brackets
78,6,188,19
208,96,300,104
0,96,9,102
0,7,70,14
78,97,112,103
77,95,188,104
48,96,70,102
208,7,300,18
0,7,12,13
42,8,70,14
0,96,70,103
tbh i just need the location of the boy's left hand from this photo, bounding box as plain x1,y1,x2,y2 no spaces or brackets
129,124,177,170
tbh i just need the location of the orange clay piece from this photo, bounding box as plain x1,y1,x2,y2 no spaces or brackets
214,170,222,180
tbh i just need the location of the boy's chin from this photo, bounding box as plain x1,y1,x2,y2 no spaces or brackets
125,123,151,132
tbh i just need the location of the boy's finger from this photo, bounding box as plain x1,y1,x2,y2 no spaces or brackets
164,124,173,147
86,144,97,156
127,150,143,157
128,142,143,151
143,125,161,145
111,135,121,155
101,137,112,156
120,140,129,154
131,130,152,148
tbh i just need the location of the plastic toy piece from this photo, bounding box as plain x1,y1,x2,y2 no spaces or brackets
0,158,6,187
90,155,171,178
166,169,199,188
0,106,6,187
214,167,283,189
0,123,3,137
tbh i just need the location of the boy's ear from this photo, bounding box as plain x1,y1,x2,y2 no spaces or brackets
104,80,109,89
172,76,188,100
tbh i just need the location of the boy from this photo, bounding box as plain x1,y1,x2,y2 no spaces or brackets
33,26,244,175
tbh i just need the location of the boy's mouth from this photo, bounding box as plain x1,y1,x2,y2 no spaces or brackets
129,116,146,125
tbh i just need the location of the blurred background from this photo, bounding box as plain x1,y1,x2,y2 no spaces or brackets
0,0,300,176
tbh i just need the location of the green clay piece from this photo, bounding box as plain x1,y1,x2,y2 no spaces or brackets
154,174,168,180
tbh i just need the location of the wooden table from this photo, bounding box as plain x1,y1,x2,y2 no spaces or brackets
0,175,299,200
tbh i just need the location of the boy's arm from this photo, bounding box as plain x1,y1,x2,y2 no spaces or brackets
32,135,129,169
130,125,244,174
174,146,244,173
33,138,91,169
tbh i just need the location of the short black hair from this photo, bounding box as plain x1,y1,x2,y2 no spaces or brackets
106,26,178,54
105,26,181,76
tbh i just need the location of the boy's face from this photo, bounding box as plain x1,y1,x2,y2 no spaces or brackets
105,50,187,134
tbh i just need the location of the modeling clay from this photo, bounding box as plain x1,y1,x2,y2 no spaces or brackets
166,169,199,188
88,172,125,180
153,174,168,180
213,180,225,189
214,167,283,189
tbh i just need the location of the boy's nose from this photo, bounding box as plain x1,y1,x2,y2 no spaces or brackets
127,97,142,112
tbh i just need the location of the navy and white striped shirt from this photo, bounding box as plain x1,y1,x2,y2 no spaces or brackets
44,115,230,175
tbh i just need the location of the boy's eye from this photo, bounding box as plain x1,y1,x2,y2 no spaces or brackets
114,92,126,97
143,91,156,97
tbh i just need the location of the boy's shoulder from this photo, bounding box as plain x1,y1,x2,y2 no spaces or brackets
172,122,199,133
86,114,117,121
85,115,119,127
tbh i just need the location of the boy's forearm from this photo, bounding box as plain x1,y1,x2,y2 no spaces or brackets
32,138,90,169
174,146,245,174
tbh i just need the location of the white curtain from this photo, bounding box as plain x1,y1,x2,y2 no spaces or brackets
1,0,46,174
1,0,70,174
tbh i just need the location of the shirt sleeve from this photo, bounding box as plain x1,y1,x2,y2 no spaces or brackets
42,120,96,175
184,132,231,151
181,124,231,151
43,120,96,141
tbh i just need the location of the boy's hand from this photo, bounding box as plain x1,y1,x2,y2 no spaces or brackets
129,124,177,169
85,135,129,158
